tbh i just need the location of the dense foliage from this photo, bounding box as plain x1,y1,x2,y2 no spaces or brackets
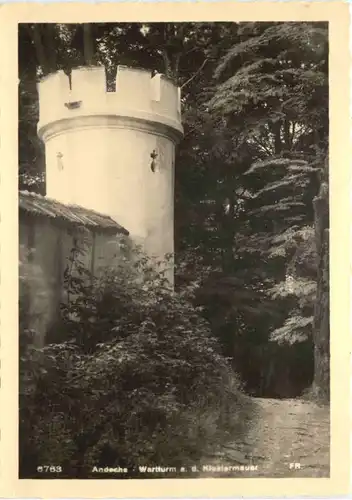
19,20,329,446
206,22,328,397
20,242,252,478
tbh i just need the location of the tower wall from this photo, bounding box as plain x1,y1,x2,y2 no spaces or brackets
37,66,183,277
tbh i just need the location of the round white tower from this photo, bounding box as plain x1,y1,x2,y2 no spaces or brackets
37,65,183,279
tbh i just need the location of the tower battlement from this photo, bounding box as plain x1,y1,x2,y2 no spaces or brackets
37,65,183,142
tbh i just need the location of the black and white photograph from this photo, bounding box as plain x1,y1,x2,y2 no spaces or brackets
0,3,345,494
18,19,331,480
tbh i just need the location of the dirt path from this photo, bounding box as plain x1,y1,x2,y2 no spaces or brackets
202,397,330,478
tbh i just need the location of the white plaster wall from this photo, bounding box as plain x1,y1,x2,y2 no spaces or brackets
94,233,129,275
45,126,175,264
45,129,109,208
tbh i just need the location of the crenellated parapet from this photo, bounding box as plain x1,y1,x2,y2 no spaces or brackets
37,65,183,143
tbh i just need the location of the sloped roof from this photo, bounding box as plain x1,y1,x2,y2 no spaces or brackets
19,190,129,235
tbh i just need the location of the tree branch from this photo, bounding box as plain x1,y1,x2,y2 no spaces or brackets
181,58,208,90
251,135,273,155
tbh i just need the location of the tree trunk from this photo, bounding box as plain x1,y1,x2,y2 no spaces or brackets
283,119,291,150
312,160,329,401
42,24,57,72
272,121,282,155
221,195,236,273
83,23,96,66
31,24,51,76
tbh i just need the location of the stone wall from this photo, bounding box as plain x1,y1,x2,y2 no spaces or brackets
19,214,129,347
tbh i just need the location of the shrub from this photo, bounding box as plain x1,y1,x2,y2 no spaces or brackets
19,245,252,478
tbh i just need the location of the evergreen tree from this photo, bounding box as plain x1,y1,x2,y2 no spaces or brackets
209,21,329,397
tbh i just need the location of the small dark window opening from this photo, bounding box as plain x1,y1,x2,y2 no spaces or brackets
150,150,158,172
64,100,82,110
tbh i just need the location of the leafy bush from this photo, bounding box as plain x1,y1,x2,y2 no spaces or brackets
19,244,252,478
